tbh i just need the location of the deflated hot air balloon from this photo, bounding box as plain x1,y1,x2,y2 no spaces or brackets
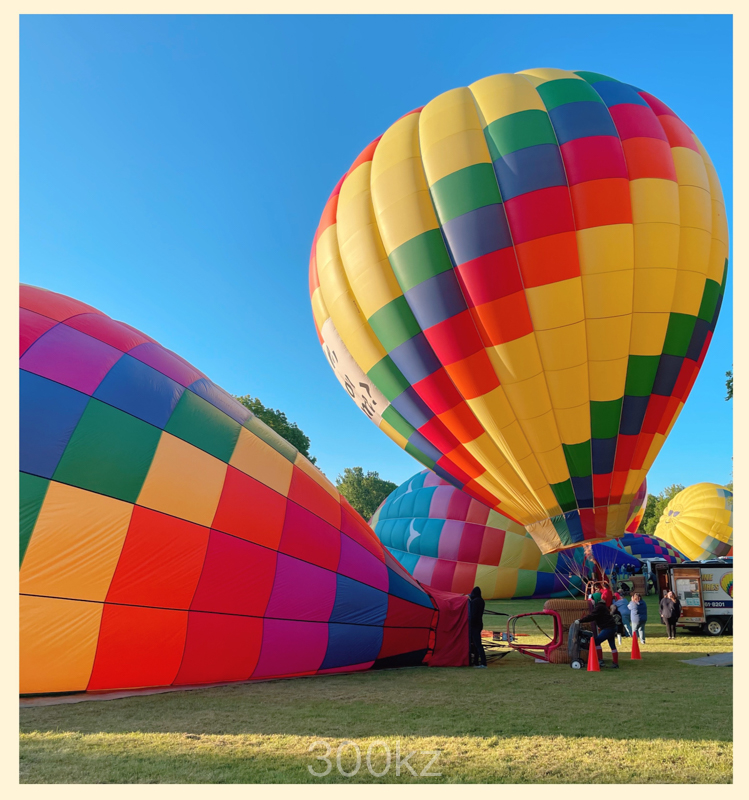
310,68,728,555
370,469,583,599
20,286,467,695
654,482,733,561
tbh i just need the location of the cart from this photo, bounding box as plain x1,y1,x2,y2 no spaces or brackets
567,618,594,670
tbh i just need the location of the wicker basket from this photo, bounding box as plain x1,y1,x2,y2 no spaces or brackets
544,599,591,664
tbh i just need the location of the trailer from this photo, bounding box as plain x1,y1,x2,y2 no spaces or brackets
653,560,733,636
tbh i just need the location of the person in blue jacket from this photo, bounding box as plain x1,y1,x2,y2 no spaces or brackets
628,592,648,644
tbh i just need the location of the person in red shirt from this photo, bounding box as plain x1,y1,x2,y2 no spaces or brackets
601,583,613,607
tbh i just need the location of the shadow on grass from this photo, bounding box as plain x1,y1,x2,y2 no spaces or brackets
20,642,732,745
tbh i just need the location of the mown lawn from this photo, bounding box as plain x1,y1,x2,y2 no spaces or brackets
20,596,732,783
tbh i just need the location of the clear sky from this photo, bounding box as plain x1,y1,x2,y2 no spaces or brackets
20,14,733,496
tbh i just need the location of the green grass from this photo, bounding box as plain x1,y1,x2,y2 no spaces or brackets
20,596,732,783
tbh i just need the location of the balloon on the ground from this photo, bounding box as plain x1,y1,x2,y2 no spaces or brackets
370,469,582,599
19,286,464,695
654,482,733,561
310,68,728,555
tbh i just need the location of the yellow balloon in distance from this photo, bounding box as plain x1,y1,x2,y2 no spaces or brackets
655,483,733,561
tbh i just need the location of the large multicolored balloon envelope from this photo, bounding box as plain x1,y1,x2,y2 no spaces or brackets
370,469,583,599
654,482,733,561
310,68,728,555
19,286,465,696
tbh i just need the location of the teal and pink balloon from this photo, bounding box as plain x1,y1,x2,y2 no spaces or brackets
370,470,582,599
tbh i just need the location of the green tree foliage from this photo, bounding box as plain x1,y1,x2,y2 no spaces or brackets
336,467,397,521
640,483,685,536
234,395,316,464
726,369,733,400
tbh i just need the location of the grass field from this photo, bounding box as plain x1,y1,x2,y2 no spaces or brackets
19,595,733,784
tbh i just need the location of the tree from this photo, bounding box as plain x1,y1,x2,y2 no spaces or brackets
234,395,316,464
336,467,397,521
640,483,685,536
638,494,658,535
726,369,733,400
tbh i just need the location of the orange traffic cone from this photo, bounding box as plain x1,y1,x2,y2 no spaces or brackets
587,638,600,672
631,633,641,660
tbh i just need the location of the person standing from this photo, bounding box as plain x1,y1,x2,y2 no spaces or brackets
660,590,682,639
629,592,648,644
469,586,487,668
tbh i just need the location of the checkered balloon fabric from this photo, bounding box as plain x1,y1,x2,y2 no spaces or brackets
20,285,445,695
310,68,728,554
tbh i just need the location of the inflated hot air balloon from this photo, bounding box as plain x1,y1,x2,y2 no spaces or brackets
310,68,728,555
370,469,583,599
654,482,733,561
19,285,467,695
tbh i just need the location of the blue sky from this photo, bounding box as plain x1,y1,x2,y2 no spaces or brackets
20,14,733,496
